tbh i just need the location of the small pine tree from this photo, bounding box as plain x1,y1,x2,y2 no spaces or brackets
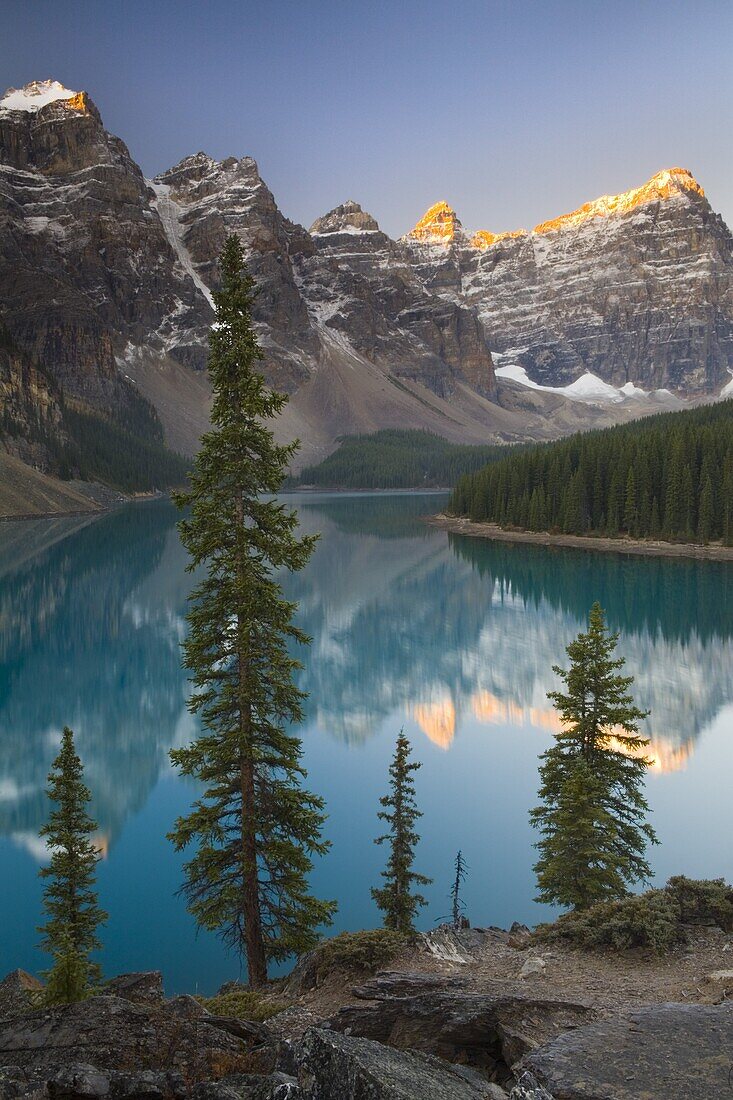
38,727,107,1004
169,235,335,987
531,603,657,910
450,850,468,928
372,731,432,933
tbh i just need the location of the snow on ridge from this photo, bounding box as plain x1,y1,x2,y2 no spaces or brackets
149,181,214,308
722,371,733,398
312,225,381,237
0,80,78,113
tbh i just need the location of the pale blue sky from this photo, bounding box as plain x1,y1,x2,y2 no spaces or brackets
3,0,732,236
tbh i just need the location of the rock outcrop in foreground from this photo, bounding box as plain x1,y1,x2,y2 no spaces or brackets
524,1001,733,1100
0,956,732,1100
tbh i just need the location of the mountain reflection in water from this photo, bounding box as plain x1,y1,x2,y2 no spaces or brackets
1,495,731,848
292,495,733,772
0,493,731,990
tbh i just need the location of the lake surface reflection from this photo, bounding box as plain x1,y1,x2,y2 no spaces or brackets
0,494,731,991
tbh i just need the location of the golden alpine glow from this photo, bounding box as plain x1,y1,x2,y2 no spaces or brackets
532,168,704,235
408,169,705,253
63,91,89,112
408,200,462,243
470,229,527,250
471,689,690,773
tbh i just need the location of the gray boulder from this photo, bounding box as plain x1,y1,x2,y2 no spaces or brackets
47,1064,112,1098
299,1028,502,1098
523,1001,733,1099
0,974,43,1024
518,959,546,980
0,994,250,1078
103,972,164,1006
330,976,591,1080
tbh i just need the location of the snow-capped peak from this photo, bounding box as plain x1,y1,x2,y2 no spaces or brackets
0,80,81,114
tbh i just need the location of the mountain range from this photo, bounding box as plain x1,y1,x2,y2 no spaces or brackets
2,79,733,504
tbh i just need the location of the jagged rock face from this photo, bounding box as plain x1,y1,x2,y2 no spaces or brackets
3,79,731,476
0,82,210,412
150,167,497,400
410,201,464,244
401,170,733,394
0,83,496,436
310,199,380,235
300,201,497,398
152,153,317,391
0,333,65,469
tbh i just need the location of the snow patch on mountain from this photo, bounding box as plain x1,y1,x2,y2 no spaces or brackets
0,80,77,113
495,363,623,403
495,362,682,407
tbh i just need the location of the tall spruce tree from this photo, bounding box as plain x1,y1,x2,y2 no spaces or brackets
38,727,106,1004
372,731,432,933
169,235,335,987
531,603,657,909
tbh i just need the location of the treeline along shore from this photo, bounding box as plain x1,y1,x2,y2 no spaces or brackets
447,400,733,553
429,514,733,561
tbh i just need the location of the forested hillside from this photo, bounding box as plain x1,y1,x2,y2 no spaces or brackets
450,401,733,544
296,430,514,489
0,326,189,495
59,406,190,493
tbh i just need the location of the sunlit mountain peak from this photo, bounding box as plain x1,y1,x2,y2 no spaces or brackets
407,200,464,244
531,167,705,236
411,168,708,253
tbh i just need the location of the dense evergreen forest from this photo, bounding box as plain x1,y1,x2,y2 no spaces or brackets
450,401,733,544
296,429,514,489
59,406,190,493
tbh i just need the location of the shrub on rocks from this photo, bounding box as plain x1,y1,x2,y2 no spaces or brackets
667,876,733,931
196,989,288,1023
535,876,733,953
311,929,409,981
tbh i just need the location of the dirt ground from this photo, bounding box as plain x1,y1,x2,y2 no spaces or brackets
268,924,733,1039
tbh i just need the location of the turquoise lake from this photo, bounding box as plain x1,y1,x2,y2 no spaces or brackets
1,492,732,993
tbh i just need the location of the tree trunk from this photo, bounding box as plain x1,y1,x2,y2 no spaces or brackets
235,492,268,988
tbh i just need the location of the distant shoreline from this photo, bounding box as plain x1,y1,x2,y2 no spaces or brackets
0,507,101,524
0,489,168,525
428,514,733,562
286,485,452,494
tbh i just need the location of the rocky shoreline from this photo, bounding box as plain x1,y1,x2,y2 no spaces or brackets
428,514,733,562
1,925,731,1099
